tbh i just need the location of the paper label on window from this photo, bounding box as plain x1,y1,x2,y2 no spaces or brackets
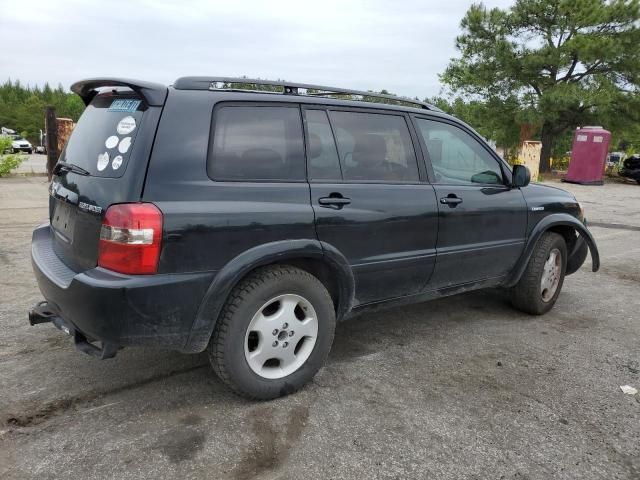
577,134,588,142
593,135,603,143
105,135,119,149
108,99,141,112
118,137,132,154
111,155,123,170
97,152,109,171
117,116,136,135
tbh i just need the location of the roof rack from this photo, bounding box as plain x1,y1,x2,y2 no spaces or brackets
173,76,440,111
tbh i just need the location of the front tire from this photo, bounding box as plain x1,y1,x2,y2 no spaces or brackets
208,265,336,400
510,232,567,315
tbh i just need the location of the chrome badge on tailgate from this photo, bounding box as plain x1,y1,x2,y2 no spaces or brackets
78,202,103,215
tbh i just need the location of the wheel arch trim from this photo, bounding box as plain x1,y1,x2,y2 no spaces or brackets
505,214,600,288
182,239,354,353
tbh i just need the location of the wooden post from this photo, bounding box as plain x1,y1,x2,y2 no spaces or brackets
45,106,58,181
56,118,75,156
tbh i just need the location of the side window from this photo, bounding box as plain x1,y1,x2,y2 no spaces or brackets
209,106,305,181
329,111,419,182
415,119,504,185
304,110,342,180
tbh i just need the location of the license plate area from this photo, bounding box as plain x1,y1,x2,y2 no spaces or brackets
51,201,76,243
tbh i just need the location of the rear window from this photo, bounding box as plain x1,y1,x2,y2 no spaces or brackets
61,94,146,178
208,105,305,181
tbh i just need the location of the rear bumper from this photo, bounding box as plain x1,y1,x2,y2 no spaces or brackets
30,223,215,355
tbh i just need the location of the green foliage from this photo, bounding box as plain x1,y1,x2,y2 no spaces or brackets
0,136,24,176
0,154,24,176
440,0,640,171
611,121,640,152
0,80,85,145
427,95,522,153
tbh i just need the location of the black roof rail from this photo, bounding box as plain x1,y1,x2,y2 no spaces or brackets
173,76,440,111
71,78,168,106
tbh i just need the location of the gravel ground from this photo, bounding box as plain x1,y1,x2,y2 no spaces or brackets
0,177,638,480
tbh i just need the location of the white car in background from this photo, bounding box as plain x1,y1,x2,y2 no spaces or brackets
11,135,33,154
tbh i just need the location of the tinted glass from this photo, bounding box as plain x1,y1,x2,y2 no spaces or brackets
305,109,342,180
416,119,504,185
329,111,419,182
210,106,305,181
62,94,146,178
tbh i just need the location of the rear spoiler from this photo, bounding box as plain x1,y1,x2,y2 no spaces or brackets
70,78,168,106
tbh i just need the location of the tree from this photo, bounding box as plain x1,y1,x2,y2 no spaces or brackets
441,0,640,172
0,80,85,144
428,95,523,156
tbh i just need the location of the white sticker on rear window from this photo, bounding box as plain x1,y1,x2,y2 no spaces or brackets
105,135,119,149
593,135,603,143
97,152,110,171
117,116,136,135
108,99,141,112
118,137,132,154
111,155,123,170
577,134,588,142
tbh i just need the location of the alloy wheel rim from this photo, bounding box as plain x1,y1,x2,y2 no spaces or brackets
540,248,561,302
244,294,318,380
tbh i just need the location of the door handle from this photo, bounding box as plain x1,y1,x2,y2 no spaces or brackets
318,195,351,209
440,195,463,206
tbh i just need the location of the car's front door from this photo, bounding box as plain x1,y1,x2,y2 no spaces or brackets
304,107,439,305
413,116,527,289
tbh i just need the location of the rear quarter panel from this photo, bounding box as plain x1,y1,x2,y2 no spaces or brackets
142,90,317,274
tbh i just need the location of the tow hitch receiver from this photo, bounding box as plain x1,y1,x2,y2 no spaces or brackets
28,301,57,325
28,301,119,359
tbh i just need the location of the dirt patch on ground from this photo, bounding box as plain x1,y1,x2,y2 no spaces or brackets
232,404,310,480
1,364,207,429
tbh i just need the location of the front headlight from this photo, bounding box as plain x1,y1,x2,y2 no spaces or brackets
577,201,585,220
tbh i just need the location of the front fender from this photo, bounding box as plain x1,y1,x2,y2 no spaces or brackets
505,214,600,288
182,239,354,353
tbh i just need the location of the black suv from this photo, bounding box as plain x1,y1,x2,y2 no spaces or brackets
29,77,600,399
619,154,640,184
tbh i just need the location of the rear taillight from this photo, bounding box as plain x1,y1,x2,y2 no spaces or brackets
98,203,163,274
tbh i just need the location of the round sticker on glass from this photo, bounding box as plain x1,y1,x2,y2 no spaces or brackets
97,152,110,171
118,137,132,154
111,155,123,170
117,116,136,135
105,135,119,149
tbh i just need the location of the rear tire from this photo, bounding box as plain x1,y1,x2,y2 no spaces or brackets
510,232,567,315
208,265,336,400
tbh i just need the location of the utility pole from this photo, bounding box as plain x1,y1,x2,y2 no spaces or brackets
45,106,58,181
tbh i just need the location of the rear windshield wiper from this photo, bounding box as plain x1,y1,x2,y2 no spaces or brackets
53,160,90,176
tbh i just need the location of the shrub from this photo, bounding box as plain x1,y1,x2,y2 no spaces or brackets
0,136,25,176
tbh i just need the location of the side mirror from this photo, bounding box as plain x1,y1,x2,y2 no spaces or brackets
512,164,531,188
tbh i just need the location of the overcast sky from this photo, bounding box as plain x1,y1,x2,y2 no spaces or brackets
1,0,513,99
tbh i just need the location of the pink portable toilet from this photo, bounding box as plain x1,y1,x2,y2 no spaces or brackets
563,126,611,185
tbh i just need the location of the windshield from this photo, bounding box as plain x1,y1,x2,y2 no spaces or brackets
60,94,146,178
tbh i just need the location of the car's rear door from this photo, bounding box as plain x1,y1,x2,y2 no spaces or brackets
412,115,527,288
304,106,439,305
